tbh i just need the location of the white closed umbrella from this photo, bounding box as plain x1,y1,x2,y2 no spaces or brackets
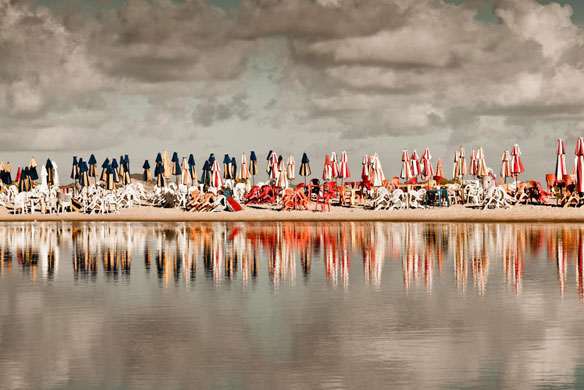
287,155,295,181
53,162,60,187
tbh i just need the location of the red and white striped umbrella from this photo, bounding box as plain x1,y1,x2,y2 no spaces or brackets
410,150,421,177
240,153,250,180
555,139,567,181
339,151,350,179
270,153,279,180
361,154,370,182
330,152,339,178
401,149,412,180
211,160,224,187
323,154,332,181
477,146,488,177
500,150,512,179
286,154,295,181
469,149,478,176
576,137,584,192
421,148,434,178
511,144,524,178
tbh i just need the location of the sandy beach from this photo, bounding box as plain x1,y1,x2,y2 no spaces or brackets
0,203,583,223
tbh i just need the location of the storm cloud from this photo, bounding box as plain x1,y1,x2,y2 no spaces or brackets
1,0,583,178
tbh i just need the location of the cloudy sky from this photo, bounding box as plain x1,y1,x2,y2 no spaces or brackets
1,0,584,180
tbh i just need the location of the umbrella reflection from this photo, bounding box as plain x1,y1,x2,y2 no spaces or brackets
3,223,584,297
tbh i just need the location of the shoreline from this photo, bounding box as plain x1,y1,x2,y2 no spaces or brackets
0,204,583,223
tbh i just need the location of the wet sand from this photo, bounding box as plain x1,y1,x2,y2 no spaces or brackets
0,203,583,223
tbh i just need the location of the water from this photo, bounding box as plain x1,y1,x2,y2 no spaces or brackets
1,222,584,390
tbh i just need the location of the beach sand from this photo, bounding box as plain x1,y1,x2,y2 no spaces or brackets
0,203,583,223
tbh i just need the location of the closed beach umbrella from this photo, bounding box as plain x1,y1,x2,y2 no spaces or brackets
18,167,26,192
46,159,55,186
156,153,162,165
231,157,238,180
100,158,110,182
154,162,166,188
119,158,130,185
106,165,116,190
436,158,444,178
323,154,332,181
249,151,257,174
276,162,288,188
266,150,274,176
421,148,434,178
79,161,90,188
171,152,181,177
143,160,152,181
477,146,488,177
410,150,421,178
500,150,512,183
576,137,584,192
469,149,478,176
124,155,130,175
339,151,350,182
361,154,370,183
240,153,250,181
223,154,233,180
556,139,567,182
401,150,412,181
0,161,4,186
510,144,524,181
299,152,311,184
111,159,120,183
162,150,171,179
211,160,224,188
4,162,11,185
287,155,296,181
88,154,97,179
201,160,211,186
52,161,59,187
28,157,38,181
453,151,460,180
249,151,258,184
208,153,216,164
188,154,197,182
16,167,22,186
458,146,468,176
40,164,47,189
371,153,385,187
71,156,79,181
269,153,279,181
330,152,339,179
181,157,191,186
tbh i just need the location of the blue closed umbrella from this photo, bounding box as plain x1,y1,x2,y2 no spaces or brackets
223,154,232,180
71,156,78,180
201,160,211,186
100,158,110,181
188,154,197,181
88,154,97,178
249,151,258,185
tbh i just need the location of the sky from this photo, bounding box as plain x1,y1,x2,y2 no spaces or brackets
1,0,584,181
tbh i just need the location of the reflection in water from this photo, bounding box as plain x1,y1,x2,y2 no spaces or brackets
1,222,584,297
3,222,584,389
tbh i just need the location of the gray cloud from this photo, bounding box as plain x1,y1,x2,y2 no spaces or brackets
192,92,251,127
0,0,584,179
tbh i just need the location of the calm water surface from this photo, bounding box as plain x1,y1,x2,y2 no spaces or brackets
1,222,584,389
